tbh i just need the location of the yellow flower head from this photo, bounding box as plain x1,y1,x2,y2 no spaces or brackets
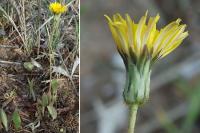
105,11,188,63
49,2,67,14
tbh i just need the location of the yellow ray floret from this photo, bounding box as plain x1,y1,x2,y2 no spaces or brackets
49,2,67,14
105,12,188,60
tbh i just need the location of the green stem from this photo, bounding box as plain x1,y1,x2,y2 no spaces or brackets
128,104,138,133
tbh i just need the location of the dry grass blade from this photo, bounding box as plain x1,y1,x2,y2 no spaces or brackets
71,57,79,77
0,5,25,45
36,16,54,33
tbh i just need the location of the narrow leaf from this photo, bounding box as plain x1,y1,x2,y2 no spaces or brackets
42,93,49,107
51,79,59,94
71,57,79,77
24,62,34,71
12,109,21,130
47,105,57,120
28,78,36,101
0,109,8,131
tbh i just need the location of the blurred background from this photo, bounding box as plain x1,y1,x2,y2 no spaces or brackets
80,0,200,133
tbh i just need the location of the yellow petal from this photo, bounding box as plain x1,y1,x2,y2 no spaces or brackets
154,24,180,54
113,23,129,55
161,31,188,57
105,15,124,53
105,13,188,62
152,19,181,57
163,24,186,49
113,13,126,24
136,12,148,56
143,14,160,52
126,14,135,53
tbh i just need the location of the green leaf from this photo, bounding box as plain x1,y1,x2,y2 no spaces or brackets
0,109,8,131
12,109,21,130
24,62,34,71
42,93,49,107
51,79,59,93
47,105,57,120
28,78,36,101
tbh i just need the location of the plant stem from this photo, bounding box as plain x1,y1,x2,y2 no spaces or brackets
128,104,138,133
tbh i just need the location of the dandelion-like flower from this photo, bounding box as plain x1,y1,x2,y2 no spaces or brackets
105,11,188,133
105,12,188,63
105,11,188,105
49,2,67,14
